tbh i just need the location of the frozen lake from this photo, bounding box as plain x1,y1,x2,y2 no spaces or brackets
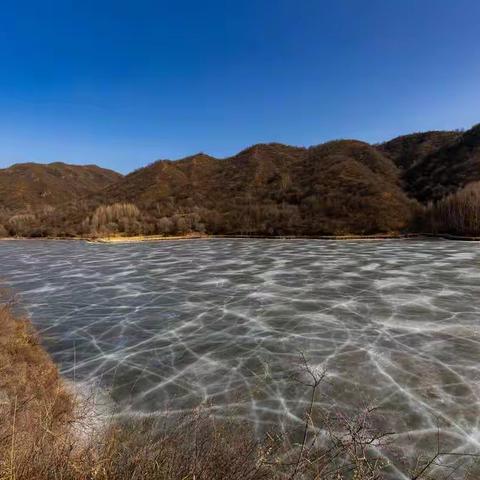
1,238,479,476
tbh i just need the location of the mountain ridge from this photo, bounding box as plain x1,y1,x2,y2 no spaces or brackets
0,123,478,237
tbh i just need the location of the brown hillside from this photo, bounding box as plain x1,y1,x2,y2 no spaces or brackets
301,141,413,234
2,124,479,238
401,124,480,202
378,131,461,170
0,162,122,213
99,153,220,207
378,125,480,202
84,140,413,236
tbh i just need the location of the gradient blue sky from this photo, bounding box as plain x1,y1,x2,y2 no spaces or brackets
1,0,479,173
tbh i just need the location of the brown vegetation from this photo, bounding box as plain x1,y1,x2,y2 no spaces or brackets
82,141,414,237
1,123,480,238
420,182,480,236
378,130,462,171
84,203,143,236
0,297,75,478
0,162,121,212
381,125,480,203
0,162,121,237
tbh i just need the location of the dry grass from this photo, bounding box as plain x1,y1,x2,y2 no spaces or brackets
0,301,76,479
1,302,479,479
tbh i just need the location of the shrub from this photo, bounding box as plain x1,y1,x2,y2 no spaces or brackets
157,216,173,235
6,214,39,237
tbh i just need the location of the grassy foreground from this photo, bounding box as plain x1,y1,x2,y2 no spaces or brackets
1,302,479,479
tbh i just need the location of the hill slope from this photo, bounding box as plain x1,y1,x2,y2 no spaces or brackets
1,124,479,238
379,125,480,202
378,131,461,170
85,141,413,236
0,162,122,213
402,125,480,202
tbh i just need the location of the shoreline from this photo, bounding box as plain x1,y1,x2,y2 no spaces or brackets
1,232,480,244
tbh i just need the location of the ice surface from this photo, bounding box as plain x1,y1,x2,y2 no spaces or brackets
1,238,479,476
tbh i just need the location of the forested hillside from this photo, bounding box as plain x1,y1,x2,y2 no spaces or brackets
1,124,479,238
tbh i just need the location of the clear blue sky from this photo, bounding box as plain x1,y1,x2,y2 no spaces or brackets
1,0,479,173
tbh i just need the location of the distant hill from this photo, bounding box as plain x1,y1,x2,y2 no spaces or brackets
379,131,461,170
87,140,413,236
0,162,122,213
401,125,480,202
379,125,480,202
0,123,479,237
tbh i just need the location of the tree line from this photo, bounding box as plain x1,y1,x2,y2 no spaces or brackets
1,182,480,238
420,181,480,236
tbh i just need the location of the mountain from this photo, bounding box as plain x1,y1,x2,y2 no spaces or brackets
86,140,413,236
379,125,480,202
0,162,122,213
378,131,461,170
1,123,479,238
401,125,480,202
